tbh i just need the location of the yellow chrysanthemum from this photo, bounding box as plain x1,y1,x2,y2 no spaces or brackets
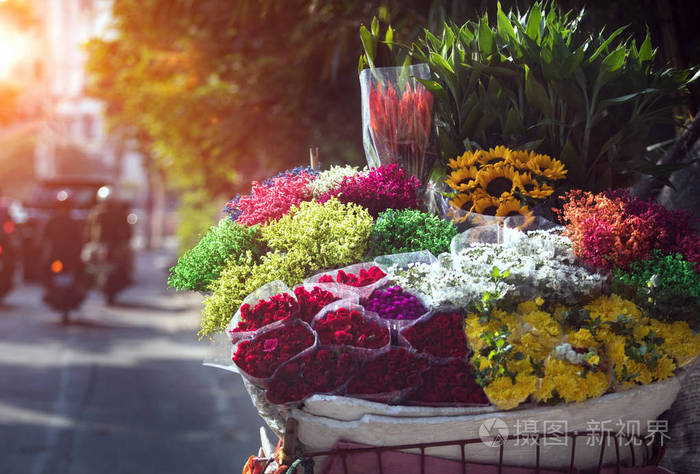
517,334,555,360
472,195,501,216
464,309,519,351
584,294,642,323
521,310,561,338
526,152,567,180
567,328,599,349
517,300,539,314
446,166,480,192
477,146,513,167
644,319,700,367
534,359,609,403
514,172,554,200
484,372,538,410
495,197,534,219
447,150,482,170
477,165,519,199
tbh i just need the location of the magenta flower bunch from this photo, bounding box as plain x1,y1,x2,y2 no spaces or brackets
224,172,315,226
318,164,420,217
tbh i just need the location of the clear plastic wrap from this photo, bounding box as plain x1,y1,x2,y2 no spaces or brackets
502,215,559,244
450,224,503,255
373,250,437,272
232,319,318,388
305,262,391,300
360,64,435,187
311,301,391,358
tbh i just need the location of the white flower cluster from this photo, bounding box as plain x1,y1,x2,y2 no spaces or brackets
308,165,368,198
387,228,606,310
553,342,586,365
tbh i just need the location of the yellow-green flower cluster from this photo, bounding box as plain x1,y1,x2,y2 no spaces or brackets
199,199,374,337
465,294,700,410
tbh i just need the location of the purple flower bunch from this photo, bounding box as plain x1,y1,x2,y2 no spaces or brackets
364,285,426,320
318,164,420,218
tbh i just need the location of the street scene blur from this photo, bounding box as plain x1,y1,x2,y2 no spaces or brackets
1,0,700,474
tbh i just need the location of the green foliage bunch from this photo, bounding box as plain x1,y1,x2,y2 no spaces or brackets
199,198,374,336
168,219,266,292
364,2,699,190
611,250,700,325
262,198,374,270
371,208,457,256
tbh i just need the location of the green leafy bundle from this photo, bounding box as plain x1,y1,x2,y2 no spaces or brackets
611,251,700,326
168,219,266,292
371,208,458,256
362,2,699,191
199,199,374,337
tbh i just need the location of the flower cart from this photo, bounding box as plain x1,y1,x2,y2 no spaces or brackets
169,4,700,473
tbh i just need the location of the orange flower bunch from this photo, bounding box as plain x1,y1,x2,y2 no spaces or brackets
445,146,566,220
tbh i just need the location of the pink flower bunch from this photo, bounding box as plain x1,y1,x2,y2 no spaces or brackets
224,172,315,226
318,164,420,218
558,189,700,270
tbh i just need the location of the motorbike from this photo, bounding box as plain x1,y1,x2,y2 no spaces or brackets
82,241,132,305
42,257,87,324
0,212,16,303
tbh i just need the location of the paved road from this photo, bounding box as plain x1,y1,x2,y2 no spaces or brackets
0,249,263,474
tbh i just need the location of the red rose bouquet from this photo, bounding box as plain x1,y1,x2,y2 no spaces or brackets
232,320,316,384
345,347,428,402
230,292,299,334
293,285,340,323
407,360,488,405
313,306,390,350
318,265,387,287
400,310,468,359
266,348,361,404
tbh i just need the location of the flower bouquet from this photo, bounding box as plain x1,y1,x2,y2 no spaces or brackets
360,64,436,189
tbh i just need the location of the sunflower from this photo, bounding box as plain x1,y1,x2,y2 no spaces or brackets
477,165,519,199
445,166,479,192
478,146,513,167
447,150,482,170
495,197,533,219
472,195,501,216
526,153,567,180
514,172,554,200
450,192,476,213
508,149,535,170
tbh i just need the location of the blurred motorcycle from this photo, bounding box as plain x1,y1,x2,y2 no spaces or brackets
82,241,131,305
40,192,87,323
42,257,87,324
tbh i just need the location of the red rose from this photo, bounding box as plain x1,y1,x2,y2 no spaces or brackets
314,307,389,349
346,348,428,398
400,311,468,359
407,360,488,405
233,321,315,380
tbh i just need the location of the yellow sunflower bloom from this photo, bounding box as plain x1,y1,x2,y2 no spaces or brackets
472,195,501,216
450,193,476,213
446,166,479,192
478,146,513,167
526,153,567,180
477,165,519,199
514,172,554,200
495,197,534,219
508,149,535,170
447,150,482,170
